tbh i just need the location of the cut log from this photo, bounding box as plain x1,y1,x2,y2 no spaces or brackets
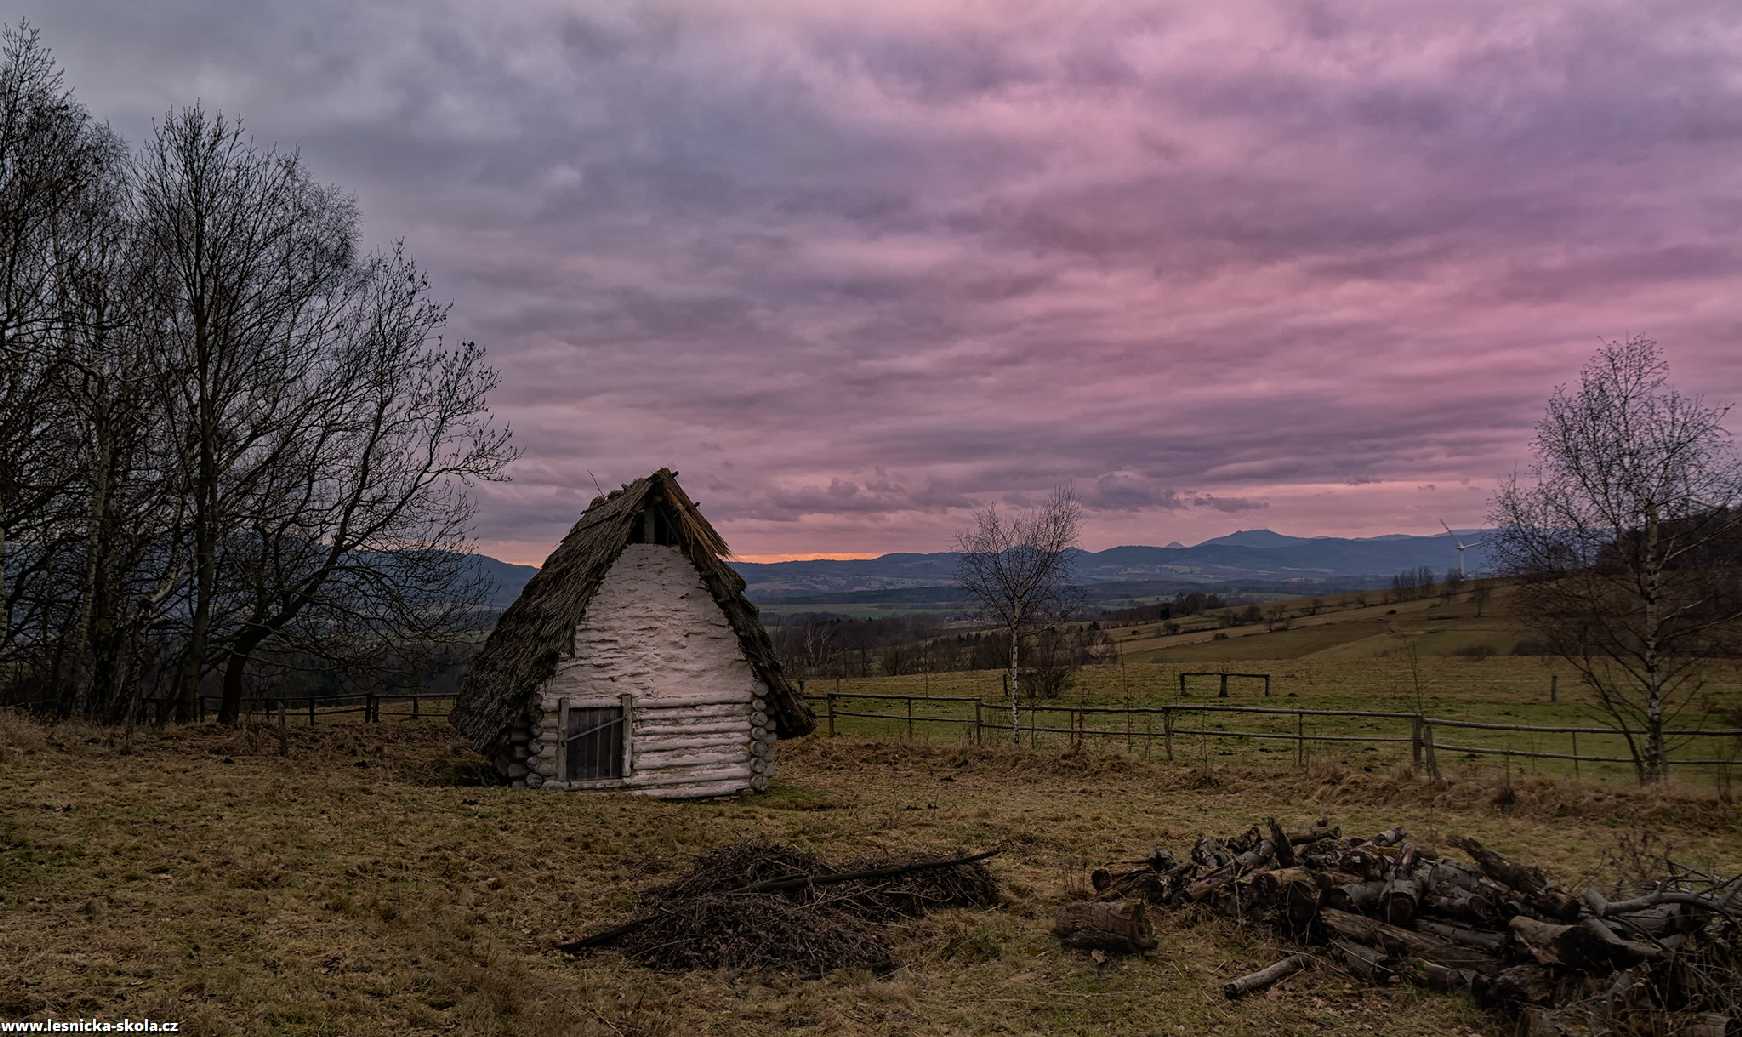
1186,863,1241,901
1319,909,1500,971
1420,884,1501,926
1325,880,1387,914
1053,900,1156,953
1476,964,1559,1011
1283,821,1339,845
1508,915,1664,970
1327,937,1396,984
1250,868,1321,930
1223,954,1310,999
1266,818,1298,868
1382,875,1420,926
1451,836,1578,919
1398,957,1475,993
1416,919,1508,954
1233,839,1278,872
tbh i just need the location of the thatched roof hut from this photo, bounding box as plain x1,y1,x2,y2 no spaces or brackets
451,468,814,797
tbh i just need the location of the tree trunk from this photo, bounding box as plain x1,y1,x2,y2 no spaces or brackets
1053,900,1155,953
60,420,113,717
218,639,258,724
1640,505,1664,783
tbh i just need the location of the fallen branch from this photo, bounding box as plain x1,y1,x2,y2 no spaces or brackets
1223,953,1311,999
737,847,1002,895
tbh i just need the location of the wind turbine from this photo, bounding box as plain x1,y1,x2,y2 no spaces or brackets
1440,520,1485,578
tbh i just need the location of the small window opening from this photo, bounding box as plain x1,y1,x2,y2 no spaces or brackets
631,507,677,546
565,705,626,780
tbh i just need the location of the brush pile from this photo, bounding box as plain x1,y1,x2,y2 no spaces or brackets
1083,818,1740,1033
558,841,1000,975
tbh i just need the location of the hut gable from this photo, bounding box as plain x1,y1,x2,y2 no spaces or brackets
450,468,814,797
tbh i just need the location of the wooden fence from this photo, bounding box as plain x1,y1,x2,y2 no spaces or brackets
206,692,458,724
805,691,1742,785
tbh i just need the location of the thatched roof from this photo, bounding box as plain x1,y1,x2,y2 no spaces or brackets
451,468,815,759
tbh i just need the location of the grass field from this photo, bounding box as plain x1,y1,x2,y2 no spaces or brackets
4,717,1740,1036
814,657,1742,790
814,587,1742,791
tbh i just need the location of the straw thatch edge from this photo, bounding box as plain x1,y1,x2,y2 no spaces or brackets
450,468,815,762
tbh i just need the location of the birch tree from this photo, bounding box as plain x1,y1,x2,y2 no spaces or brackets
1491,337,1742,783
956,487,1081,745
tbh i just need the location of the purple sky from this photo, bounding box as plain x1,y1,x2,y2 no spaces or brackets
26,1,1742,563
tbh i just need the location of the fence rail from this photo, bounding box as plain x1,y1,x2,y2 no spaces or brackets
4,691,461,725
803,691,1742,785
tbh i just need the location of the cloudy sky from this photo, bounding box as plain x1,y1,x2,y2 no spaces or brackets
24,1,1742,563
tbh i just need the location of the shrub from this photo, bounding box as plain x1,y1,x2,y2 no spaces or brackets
1452,643,1497,660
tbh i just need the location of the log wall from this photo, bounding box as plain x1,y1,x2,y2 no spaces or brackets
508,542,776,798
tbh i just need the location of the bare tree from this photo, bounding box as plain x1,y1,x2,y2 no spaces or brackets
0,28,514,724
132,104,360,719
1491,337,1742,783
0,22,105,655
956,488,1081,745
212,244,515,722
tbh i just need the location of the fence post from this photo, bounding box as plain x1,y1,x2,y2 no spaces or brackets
1550,674,1558,704
1423,721,1443,783
278,698,288,755
973,699,982,746
1571,731,1580,778
366,693,378,723
826,692,836,737
1144,711,1152,757
1178,672,1186,697
906,696,914,740
1163,709,1175,761
308,696,316,726
1265,675,1272,698
412,695,420,719
1411,715,1424,771
1219,673,1229,698
1296,710,1304,768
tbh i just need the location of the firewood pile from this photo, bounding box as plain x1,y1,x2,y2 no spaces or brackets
558,841,1000,974
1076,818,1740,1033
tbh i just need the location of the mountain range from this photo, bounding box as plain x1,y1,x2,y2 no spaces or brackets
465,528,1496,607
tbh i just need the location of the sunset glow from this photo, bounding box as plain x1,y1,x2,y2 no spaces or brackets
27,0,1742,563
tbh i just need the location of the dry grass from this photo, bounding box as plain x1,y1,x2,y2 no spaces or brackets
3,718,1740,1036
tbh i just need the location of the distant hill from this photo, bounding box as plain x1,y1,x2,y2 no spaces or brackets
465,527,1496,608
459,553,539,608
728,528,1496,601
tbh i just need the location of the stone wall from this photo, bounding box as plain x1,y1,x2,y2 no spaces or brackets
508,542,776,798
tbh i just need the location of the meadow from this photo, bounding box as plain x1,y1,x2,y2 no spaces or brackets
4,716,1740,1037
814,586,1742,791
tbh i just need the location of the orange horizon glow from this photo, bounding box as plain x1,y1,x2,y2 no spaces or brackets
730,551,883,564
